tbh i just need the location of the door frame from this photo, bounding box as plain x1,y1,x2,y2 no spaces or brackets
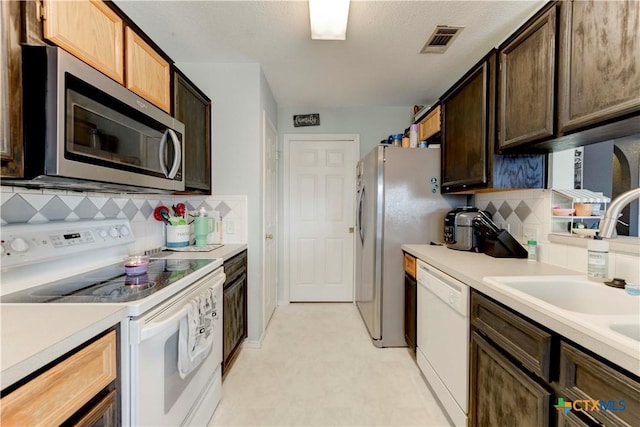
282,133,360,304
262,110,278,327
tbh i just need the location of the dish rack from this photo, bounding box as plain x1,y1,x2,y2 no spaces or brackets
551,189,610,236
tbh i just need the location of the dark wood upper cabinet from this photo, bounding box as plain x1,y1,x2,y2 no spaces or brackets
441,51,546,193
557,0,640,135
498,3,558,150
174,70,212,194
441,51,495,192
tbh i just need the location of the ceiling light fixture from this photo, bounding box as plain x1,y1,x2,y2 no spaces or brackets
309,0,351,40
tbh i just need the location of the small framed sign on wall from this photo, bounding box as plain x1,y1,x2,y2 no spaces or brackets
293,114,320,127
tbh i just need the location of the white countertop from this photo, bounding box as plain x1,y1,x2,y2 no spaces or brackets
1,304,127,390
0,245,246,391
402,244,640,377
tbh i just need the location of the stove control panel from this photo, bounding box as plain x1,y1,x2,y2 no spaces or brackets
1,219,135,269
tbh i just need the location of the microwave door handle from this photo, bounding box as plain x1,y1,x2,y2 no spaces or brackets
158,129,181,178
166,129,181,179
159,130,170,176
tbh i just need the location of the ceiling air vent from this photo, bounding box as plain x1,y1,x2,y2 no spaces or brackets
420,25,464,54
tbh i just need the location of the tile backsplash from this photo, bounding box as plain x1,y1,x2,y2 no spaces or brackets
475,189,640,284
0,186,247,254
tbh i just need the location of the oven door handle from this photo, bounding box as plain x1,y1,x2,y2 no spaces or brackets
138,299,222,342
139,304,189,342
136,280,224,343
159,129,182,179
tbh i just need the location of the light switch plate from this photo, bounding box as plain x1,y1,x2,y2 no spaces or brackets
225,219,235,235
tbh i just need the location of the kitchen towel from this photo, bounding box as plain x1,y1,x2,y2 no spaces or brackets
177,288,216,378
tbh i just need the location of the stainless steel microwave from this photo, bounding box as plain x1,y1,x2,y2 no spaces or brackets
11,46,185,193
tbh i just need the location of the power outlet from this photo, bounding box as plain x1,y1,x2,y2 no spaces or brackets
523,225,539,243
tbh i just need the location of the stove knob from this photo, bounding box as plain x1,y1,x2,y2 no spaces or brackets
10,238,29,253
99,229,108,239
109,227,120,238
119,226,130,237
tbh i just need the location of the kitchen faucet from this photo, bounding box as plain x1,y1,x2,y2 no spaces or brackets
598,187,640,238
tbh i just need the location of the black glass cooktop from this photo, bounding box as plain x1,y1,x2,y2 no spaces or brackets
1,258,215,303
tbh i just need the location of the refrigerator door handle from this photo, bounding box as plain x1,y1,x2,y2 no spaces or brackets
358,187,365,244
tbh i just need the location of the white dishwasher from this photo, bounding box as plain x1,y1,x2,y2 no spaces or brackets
416,259,469,427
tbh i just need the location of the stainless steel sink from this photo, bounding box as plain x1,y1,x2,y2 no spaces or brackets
482,276,640,315
610,323,640,342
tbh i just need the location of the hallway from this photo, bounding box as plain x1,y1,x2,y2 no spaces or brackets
209,303,450,426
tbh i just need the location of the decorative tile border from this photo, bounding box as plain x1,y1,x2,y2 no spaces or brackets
0,186,248,251
475,189,547,242
0,186,239,224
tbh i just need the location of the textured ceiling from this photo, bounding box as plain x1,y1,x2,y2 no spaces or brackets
114,0,546,108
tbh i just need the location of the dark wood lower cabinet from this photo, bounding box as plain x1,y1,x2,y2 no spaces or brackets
403,272,416,352
559,341,640,427
222,250,247,376
470,331,552,427
471,290,552,381
470,290,640,427
70,389,118,427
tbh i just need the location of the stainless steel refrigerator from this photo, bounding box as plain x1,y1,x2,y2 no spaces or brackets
355,145,464,347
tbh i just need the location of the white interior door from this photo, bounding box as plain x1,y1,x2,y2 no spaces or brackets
263,112,278,327
286,135,358,302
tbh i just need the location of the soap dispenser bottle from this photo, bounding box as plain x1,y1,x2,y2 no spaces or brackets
587,237,609,281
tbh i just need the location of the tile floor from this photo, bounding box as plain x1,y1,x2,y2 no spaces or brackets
209,303,451,426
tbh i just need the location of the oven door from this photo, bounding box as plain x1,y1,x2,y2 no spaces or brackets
129,267,224,426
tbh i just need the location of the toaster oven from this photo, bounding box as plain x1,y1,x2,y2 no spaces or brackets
444,207,481,251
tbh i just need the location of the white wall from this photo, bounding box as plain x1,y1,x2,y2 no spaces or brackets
474,189,640,285
277,106,413,157
550,147,575,189
276,106,412,304
178,62,276,344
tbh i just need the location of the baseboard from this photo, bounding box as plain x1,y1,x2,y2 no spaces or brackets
242,332,265,349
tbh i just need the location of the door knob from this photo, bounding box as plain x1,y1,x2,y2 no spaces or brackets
349,227,354,233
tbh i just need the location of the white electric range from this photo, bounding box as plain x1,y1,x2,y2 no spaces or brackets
1,219,225,426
